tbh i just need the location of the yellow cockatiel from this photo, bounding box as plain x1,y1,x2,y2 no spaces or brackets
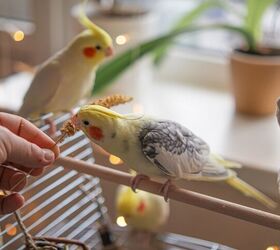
19,3,113,119
116,185,170,231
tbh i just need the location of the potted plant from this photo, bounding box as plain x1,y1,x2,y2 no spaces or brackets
93,0,279,116
229,0,280,116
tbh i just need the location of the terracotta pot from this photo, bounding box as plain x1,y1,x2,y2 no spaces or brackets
230,50,280,116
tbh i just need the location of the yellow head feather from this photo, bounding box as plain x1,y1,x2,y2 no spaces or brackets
78,105,125,119
79,0,112,46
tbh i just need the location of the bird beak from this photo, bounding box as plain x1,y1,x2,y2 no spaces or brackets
105,47,113,57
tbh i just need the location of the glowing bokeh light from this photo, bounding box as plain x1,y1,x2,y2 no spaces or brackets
116,216,127,227
5,224,17,236
109,155,123,165
13,30,25,42
116,35,128,45
266,247,280,250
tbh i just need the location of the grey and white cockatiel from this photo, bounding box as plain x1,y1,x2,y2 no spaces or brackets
18,7,113,119
75,104,277,209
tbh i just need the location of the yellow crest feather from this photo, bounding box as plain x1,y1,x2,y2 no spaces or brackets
79,105,125,119
79,104,144,121
78,0,112,45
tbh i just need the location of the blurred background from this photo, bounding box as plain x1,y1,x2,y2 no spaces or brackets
1,0,280,249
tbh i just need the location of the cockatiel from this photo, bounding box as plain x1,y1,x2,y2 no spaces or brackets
18,5,113,120
116,185,169,231
76,105,277,209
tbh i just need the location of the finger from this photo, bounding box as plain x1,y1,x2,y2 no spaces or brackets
0,166,27,191
0,193,25,214
0,127,55,168
0,113,60,157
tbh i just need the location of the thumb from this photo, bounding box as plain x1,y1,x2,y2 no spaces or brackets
0,127,55,168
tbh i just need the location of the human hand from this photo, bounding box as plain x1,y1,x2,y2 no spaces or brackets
0,113,60,214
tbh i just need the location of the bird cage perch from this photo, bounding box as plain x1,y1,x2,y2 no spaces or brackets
56,156,280,230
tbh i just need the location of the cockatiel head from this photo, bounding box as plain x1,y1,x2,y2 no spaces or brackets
69,4,113,65
76,104,123,142
116,185,170,232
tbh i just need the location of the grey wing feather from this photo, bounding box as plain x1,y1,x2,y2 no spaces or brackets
18,61,61,117
139,120,210,178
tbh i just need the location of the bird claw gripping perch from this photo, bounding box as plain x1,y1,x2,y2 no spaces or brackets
159,179,175,202
130,174,150,193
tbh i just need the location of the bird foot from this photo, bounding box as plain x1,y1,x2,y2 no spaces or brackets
160,179,176,202
130,174,150,193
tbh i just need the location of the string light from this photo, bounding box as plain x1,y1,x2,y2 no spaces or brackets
13,30,25,42
109,155,123,165
5,224,17,236
116,216,127,227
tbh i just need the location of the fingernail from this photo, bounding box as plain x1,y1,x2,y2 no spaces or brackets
43,149,54,162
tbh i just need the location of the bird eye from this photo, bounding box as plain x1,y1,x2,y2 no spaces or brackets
96,45,101,50
83,120,90,126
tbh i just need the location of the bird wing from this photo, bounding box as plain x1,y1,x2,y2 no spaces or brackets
18,61,61,118
183,153,243,181
139,120,210,178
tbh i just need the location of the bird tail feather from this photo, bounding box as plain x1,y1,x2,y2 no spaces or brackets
226,176,278,210
210,153,241,168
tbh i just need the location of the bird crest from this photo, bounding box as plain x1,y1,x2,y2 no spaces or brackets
79,105,126,119
78,0,112,45
79,105,143,121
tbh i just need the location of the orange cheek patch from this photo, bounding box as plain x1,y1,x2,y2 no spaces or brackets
83,47,96,58
137,201,146,213
89,126,104,140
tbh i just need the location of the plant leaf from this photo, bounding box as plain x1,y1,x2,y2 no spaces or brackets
245,0,277,44
93,24,253,94
153,0,225,66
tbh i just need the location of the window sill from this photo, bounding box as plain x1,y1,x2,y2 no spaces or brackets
154,47,231,91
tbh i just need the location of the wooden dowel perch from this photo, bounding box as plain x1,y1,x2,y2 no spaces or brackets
55,156,280,231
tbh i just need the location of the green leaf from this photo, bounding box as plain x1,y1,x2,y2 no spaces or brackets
153,0,225,66
93,24,253,94
245,0,277,44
